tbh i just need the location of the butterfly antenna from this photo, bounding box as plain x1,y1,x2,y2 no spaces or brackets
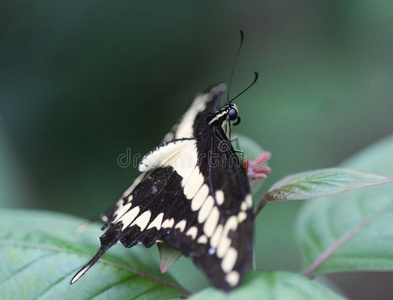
227,30,244,103
229,71,259,102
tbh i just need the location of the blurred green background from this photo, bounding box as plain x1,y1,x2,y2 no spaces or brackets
1,1,393,299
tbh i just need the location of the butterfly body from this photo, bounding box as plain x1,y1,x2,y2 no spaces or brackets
72,84,254,291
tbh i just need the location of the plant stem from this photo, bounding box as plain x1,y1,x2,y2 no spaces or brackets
254,196,268,219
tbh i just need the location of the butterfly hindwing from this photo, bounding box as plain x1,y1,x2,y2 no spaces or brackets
188,99,253,289
71,84,253,291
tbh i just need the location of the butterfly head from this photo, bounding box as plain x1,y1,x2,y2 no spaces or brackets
208,101,240,128
219,70,258,130
222,102,241,138
227,103,241,126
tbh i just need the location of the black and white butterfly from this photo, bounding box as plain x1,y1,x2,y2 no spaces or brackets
71,33,265,291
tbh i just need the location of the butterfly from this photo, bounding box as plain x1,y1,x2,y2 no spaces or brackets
71,32,270,291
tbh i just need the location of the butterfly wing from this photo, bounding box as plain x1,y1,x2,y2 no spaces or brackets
161,84,226,143
190,129,253,290
141,129,253,291
71,84,253,291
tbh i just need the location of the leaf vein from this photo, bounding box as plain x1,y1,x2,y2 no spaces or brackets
89,274,139,299
0,251,55,287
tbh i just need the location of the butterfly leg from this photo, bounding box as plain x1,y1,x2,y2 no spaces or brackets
230,135,245,159
235,150,244,161
230,135,240,149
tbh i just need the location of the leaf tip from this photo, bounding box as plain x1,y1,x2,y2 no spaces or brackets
157,243,182,273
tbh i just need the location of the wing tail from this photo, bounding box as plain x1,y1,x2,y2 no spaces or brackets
71,229,120,284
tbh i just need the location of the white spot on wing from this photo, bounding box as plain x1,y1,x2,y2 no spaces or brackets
147,212,164,230
246,194,253,208
175,220,187,232
186,226,198,239
198,195,214,223
175,95,208,138
217,216,238,258
118,206,140,229
139,139,195,172
237,211,247,223
174,84,226,139
240,201,247,211
113,201,132,222
197,235,208,244
162,218,175,228
221,247,238,273
191,184,209,211
203,207,219,237
226,271,240,286
215,190,225,205
143,141,201,200
183,167,204,199
210,224,223,248
132,210,151,230
164,142,197,178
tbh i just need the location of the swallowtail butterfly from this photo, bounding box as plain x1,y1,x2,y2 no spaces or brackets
71,33,268,291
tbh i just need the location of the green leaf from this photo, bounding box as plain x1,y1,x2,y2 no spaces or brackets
264,168,392,201
189,271,344,300
0,209,189,299
157,242,182,273
296,135,393,275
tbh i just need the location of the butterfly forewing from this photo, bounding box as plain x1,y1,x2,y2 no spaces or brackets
71,84,253,291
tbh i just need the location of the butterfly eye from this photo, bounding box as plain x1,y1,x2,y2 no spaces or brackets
228,107,238,121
